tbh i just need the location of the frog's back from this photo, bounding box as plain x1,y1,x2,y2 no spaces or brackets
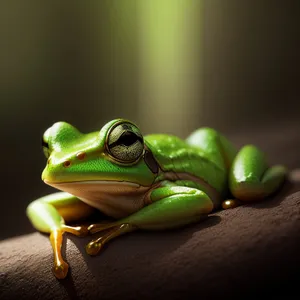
144,133,228,194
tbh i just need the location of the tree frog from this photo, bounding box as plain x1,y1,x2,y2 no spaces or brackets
27,119,287,279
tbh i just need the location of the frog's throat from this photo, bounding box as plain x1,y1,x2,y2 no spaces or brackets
44,180,151,218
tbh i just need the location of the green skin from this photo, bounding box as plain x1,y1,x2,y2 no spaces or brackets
27,118,287,279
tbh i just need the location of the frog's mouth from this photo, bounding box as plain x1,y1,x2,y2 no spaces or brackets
45,179,141,186
44,180,151,218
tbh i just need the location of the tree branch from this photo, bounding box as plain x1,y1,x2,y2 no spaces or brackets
1,183,300,300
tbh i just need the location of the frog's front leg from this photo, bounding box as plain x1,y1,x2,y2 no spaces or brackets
85,184,214,256
26,192,95,279
225,145,287,208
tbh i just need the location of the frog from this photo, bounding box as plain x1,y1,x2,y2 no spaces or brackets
26,118,287,279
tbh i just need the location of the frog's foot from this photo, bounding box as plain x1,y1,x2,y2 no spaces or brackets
53,260,69,280
50,230,69,279
85,223,136,256
222,199,242,209
230,145,287,202
61,224,89,237
26,193,97,279
50,226,89,279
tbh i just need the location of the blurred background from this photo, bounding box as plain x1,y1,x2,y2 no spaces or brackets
0,0,299,239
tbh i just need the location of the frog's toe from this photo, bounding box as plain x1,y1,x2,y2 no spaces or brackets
222,199,242,209
62,224,89,237
85,240,103,256
52,261,69,279
88,222,117,234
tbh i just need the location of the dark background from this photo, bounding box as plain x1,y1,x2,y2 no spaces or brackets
0,0,299,240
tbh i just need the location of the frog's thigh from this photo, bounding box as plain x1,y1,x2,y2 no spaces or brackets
229,145,287,201
122,186,214,230
185,127,237,168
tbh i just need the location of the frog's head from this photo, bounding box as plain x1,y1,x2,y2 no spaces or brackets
41,119,159,200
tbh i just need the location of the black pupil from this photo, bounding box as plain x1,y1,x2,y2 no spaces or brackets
117,131,139,146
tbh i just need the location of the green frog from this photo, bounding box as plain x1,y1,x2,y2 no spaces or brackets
27,119,287,279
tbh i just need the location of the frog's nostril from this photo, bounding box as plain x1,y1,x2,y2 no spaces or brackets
63,160,71,168
76,152,86,160
47,158,51,165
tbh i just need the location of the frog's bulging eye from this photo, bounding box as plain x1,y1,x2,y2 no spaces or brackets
106,122,144,163
42,138,50,159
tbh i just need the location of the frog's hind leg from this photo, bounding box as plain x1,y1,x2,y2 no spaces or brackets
26,192,95,279
185,127,237,170
228,145,287,204
186,129,287,207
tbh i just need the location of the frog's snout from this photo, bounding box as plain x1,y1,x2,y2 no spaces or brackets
61,151,86,168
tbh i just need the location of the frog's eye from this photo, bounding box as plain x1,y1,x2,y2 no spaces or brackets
106,122,144,163
42,138,50,158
